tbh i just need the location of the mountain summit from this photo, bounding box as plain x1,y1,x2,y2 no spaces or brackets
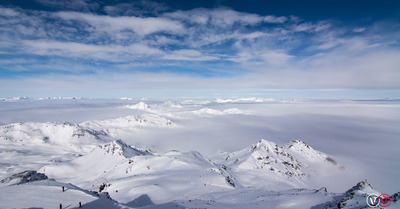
219,139,341,190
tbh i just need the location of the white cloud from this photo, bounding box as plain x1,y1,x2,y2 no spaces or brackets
316,41,342,50
228,50,294,68
238,32,270,40
56,11,185,36
165,8,264,26
314,34,346,50
264,15,288,24
293,21,331,32
213,9,263,25
22,40,163,61
304,49,400,88
353,27,366,33
162,49,219,61
260,51,294,66
0,7,20,17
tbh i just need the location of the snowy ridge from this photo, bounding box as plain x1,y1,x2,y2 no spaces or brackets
282,140,332,163
219,139,340,190
313,180,399,209
0,170,48,185
98,139,151,158
0,96,29,102
0,176,123,209
0,121,113,180
123,102,151,111
0,122,110,149
81,114,174,130
0,115,174,180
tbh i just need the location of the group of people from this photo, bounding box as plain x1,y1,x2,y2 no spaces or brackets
59,186,82,209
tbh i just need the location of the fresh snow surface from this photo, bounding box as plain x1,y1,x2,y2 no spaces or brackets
0,178,128,209
0,98,399,208
40,142,233,204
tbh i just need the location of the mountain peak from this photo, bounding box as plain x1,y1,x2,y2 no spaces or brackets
124,102,150,111
317,180,388,209
252,139,277,152
98,140,151,158
284,140,312,150
346,180,374,193
218,139,341,190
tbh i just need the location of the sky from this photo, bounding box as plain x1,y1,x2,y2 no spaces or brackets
0,0,399,99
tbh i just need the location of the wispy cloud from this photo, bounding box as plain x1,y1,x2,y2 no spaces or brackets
162,49,219,61
0,7,20,17
55,11,185,36
22,40,163,61
164,8,265,26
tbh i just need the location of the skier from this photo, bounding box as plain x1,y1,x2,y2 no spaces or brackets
59,203,62,209
79,201,82,208
62,186,65,192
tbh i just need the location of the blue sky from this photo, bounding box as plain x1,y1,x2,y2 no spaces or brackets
0,0,399,98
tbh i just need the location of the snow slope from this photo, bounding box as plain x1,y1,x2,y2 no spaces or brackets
2,173,398,209
40,140,234,205
0,176,128,209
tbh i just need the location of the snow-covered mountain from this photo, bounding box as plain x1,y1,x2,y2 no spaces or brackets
0,106,398,209
217,139,341,190
0,122,113,179
34,137,347,207
0,122,110,149
123,102,151,111
314,180,400,209
39,139,233,205
81,114,175,131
